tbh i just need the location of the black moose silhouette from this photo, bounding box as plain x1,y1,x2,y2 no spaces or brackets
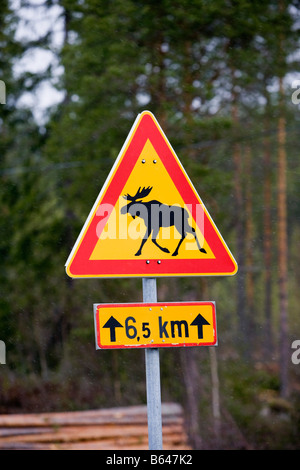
120,186,207,257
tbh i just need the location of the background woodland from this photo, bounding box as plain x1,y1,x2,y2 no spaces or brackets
1,0,300,449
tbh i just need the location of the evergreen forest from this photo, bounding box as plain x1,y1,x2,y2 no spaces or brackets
1,0,300,449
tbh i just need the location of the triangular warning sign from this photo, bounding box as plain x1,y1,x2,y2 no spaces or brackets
65,111,238,278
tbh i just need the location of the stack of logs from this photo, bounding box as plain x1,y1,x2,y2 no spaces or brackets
0,402,190,450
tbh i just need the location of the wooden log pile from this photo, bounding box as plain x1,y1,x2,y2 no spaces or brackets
0,402,190,450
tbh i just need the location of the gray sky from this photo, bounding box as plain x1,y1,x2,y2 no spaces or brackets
11,0,65,123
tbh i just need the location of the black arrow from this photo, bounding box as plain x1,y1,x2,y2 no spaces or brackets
190,314,210,339
103,316,123,342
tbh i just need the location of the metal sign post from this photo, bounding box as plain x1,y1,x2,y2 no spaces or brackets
142,277,163,450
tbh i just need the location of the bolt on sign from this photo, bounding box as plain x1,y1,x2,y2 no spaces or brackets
65,111,238,278
94,302,217,349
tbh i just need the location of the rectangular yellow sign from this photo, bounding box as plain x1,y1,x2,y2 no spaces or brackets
94,302,217,349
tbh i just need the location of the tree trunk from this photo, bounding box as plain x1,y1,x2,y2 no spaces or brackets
277,76,289,398
180,348,202,449
231,79,247,358
245,145,255,352
209,347,221,442
263,103,273,358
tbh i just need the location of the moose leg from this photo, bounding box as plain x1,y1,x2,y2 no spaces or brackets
172,232,186,256
151,226,170,253
172,228,207,256
135,228,151,256
187,226,207,254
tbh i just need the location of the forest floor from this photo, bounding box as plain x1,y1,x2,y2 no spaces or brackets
0,359,299,450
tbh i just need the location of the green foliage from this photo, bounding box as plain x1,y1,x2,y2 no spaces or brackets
221,360,300,449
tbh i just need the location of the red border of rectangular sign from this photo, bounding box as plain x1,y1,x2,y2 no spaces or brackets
95,301,217,349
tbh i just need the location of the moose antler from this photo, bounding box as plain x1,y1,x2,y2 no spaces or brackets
123,186,153,202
